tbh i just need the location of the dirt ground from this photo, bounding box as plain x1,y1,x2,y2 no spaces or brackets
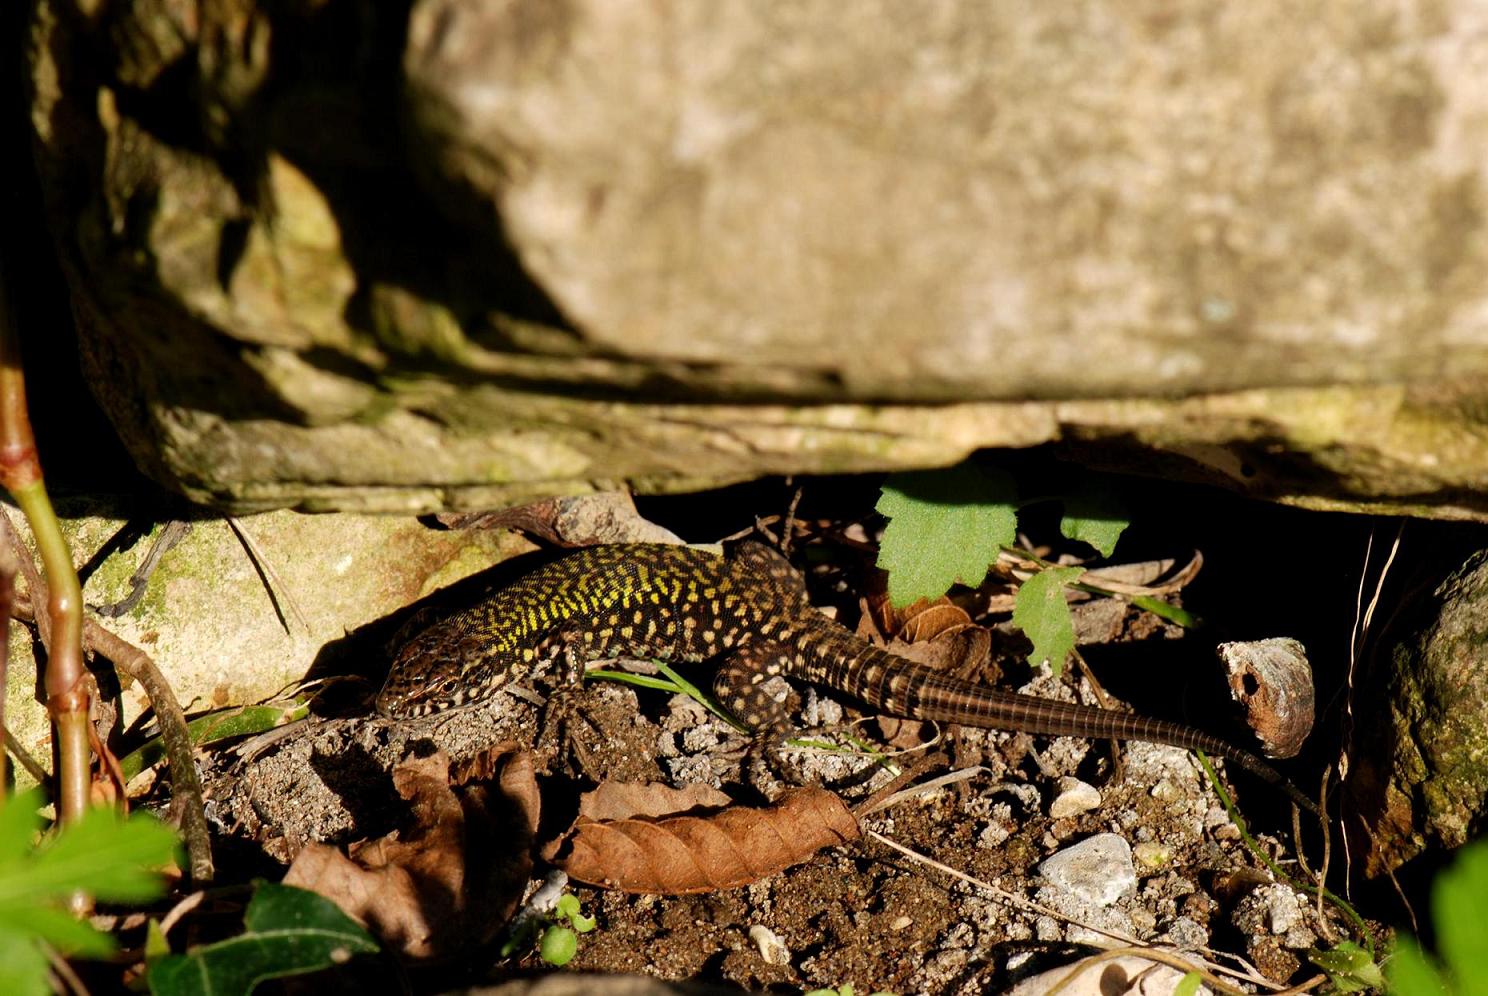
201,478,1411,994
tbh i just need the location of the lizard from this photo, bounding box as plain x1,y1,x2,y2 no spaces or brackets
376,541,1318,814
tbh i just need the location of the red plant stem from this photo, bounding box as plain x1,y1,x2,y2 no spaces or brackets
0,255,91,828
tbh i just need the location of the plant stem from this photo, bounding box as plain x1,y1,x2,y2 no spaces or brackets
0,259,91,831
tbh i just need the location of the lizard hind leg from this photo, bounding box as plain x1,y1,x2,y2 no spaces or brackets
711,649,801,735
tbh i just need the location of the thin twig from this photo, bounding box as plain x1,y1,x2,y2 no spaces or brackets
4,727,50,785
226,516,309,636
864,829,1288,991
853,757,972,818
91,520,190,619
158,888,207,938
41,942,89,996
1341,523,1403,912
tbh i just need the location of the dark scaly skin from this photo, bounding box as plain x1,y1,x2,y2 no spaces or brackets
377,543,1317,813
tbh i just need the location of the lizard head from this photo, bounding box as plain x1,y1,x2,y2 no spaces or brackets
376,621,524,718
376,626,476,718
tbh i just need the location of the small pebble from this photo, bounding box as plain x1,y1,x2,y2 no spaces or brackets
747,924,791,965
1049,777,1102,818
1037,833,1137,907
1149,779,1186,805
1165,916,1209,950
890,915,912,931
1132,841,1172,870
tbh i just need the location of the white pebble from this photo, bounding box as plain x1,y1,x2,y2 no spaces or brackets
1049,778,1102,818
1037,833,1137,907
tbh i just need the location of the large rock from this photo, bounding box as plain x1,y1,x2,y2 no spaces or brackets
21,0,1488,515
1347,549,1488,876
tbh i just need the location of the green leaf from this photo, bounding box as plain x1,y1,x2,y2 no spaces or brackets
1011,566,1085,675
1058,491,1129,558
1126,594,1198,628
1172,972,1203,996
145,918,172,962
0,905,116,957
1311,941,1385,993
556,894,596,933
0,930,51,996
0,798,176,995
1386,937,1448,996
0,798,44,866
1433,836,1488,996
148,883,378,996
1309,946,1386,988
539,925,577,967
120,702,309,782
0,806,182,907
876,463,1018,607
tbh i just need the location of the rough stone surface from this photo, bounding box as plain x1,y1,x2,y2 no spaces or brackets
1037,833,1138,908
21,1,1488,516
1347,548,1488,876
2,509,528,787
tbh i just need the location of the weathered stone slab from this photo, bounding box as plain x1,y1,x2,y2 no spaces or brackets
22,1,1488,516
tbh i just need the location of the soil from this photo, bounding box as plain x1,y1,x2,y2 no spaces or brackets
197,471,1448,994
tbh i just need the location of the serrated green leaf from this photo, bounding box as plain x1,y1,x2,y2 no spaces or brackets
1172,971,1202,996
1058,491,1130,558
1433,838,1488,996
1011,566,1085,675
1386,937,1448,996
876,463,1018,607
0,905,115,957
0,807,181,908
148,883,378,996
539,925,577,966
0,930,51,996
0,795,46,866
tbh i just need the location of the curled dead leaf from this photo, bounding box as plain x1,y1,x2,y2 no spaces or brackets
284,744,539,961
578,780,735,822
555,786,859,894
898,599,974,643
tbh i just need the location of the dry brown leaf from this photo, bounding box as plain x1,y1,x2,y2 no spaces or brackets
284,744,539,961
578,780,734,822
555,786,860,894
898,600,973,642
885,625,992,676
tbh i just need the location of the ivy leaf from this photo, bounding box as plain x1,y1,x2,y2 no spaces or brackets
149,883,378,996
1012,566,1085,675
1058,490,1130,558
877,462,1018,607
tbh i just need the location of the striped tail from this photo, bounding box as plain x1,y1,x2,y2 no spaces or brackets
803,634,1318,816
